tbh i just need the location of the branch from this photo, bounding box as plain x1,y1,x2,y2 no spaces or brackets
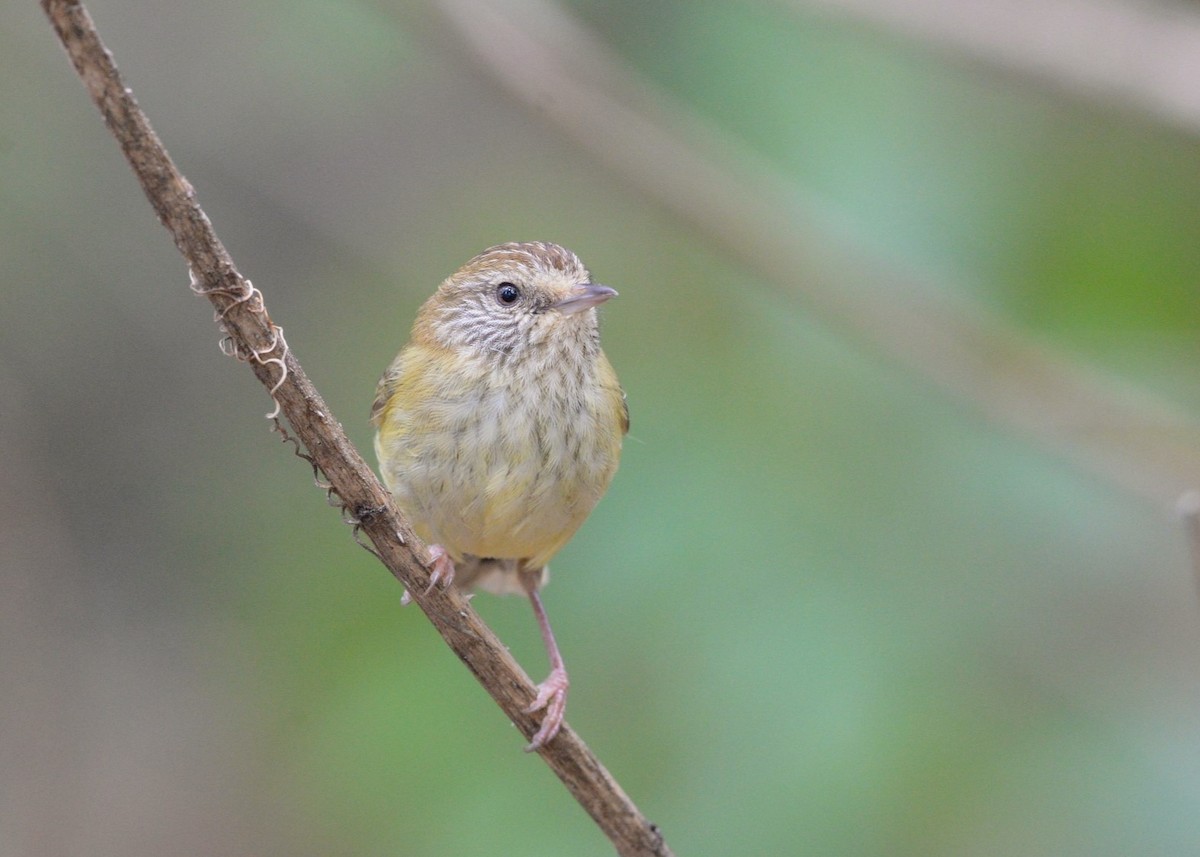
788,0,1200,137
39,2,672,855
437,0,1200,509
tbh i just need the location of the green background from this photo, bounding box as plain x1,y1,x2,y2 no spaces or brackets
4,1,1200,854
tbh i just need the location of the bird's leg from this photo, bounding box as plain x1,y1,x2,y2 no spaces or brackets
400,545,455,606
521,574,569,752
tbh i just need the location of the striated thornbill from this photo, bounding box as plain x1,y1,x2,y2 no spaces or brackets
371,241,627,750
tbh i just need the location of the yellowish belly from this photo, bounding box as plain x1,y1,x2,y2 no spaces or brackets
375,350,622,570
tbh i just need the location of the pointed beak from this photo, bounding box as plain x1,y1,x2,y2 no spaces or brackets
552,283,618,315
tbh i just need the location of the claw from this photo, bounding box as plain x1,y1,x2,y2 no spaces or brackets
399,545,455,607
424,544,455,594
523,666,569,751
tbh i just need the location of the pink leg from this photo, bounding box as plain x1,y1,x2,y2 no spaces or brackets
522,586,569,752
400,544,455,606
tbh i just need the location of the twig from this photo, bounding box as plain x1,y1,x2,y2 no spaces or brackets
39,2,672,855
437,0,1200,509
787,0,1200,137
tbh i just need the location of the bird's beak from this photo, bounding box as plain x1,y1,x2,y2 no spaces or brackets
552,283,618,315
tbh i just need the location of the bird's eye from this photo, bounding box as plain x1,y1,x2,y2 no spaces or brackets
495,282,521,306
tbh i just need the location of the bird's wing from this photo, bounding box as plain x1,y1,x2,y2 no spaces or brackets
598,350,629,435
370,353,405,427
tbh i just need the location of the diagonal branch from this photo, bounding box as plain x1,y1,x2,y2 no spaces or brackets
39,2,672,855
787,0,1200,138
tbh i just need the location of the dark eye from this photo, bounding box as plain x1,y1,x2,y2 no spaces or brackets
495,282,521,306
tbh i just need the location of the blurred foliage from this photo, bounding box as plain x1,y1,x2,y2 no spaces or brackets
3,1,1199,855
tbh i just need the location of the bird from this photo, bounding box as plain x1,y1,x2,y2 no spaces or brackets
371,242,627,751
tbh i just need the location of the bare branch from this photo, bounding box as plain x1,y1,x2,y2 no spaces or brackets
787,0,1200,136
437,0,1200,509
39,2,671,854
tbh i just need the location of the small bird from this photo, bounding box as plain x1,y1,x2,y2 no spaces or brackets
372,242,627,750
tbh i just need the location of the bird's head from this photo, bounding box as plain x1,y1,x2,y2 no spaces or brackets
415,242,617,359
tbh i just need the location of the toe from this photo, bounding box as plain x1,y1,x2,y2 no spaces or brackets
523,668,569,751
424,545,456,593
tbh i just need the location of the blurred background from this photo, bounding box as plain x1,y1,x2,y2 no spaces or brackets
4,0,1200,854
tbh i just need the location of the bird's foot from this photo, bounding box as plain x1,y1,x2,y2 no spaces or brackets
424,544,455,593
523,666,569,752
400,545,455,606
